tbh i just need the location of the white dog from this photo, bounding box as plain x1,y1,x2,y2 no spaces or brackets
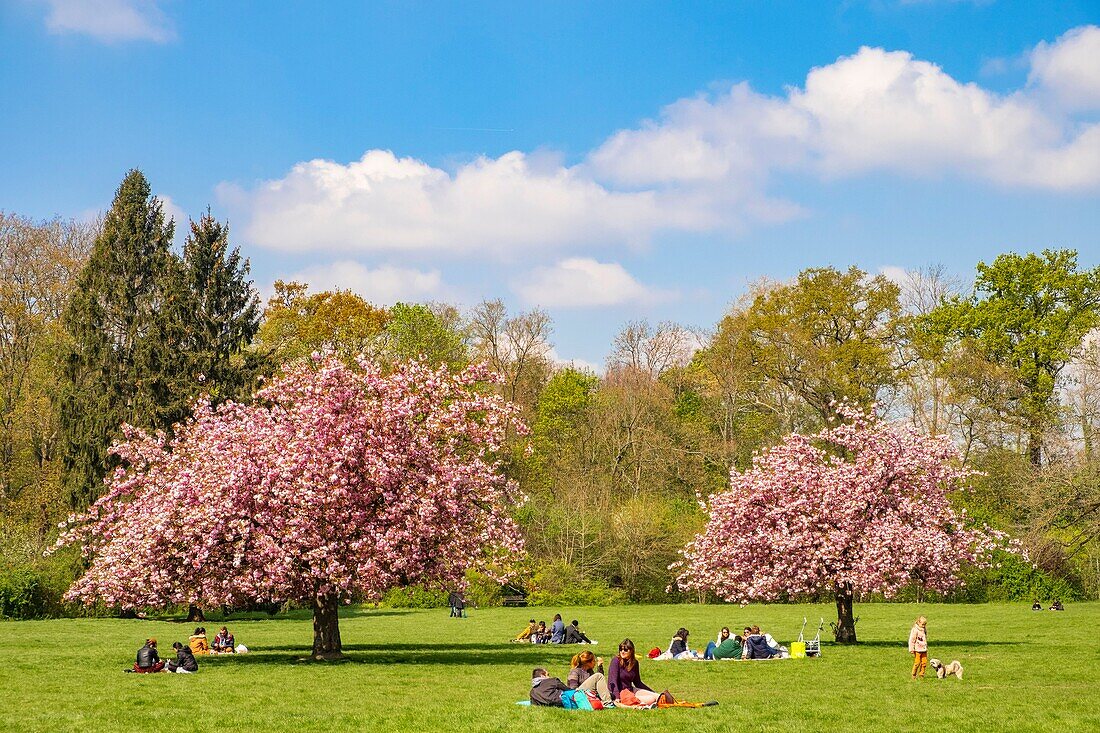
928,658,963,679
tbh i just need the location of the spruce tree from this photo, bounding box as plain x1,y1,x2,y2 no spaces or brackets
178,210,261,402
59,170,182,508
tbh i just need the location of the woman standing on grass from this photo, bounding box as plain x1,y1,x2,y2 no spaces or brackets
608,638,658,705
908,616,928,679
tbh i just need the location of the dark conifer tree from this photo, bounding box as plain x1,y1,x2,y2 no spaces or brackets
178,210,261,402
59,170,182,508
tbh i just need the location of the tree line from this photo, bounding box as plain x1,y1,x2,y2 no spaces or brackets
2,169,1099,617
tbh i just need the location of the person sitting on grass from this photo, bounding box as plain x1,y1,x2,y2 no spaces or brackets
513,619,538,643
534,621,550,644
668,628,701,659
608,638,659,706
1050,600,1065,611
704,628,743,660
563,619,595,644
567,650,612,705
188,627,210,655
550,614,566,644
530,667,572,707
133,638,165,673
212,626,235,653
743,627,779,659
166,642,199,673
1031,600,1043,611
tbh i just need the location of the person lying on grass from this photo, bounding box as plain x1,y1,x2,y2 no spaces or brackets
563,619,595,644
166,642,198,673
133,638,164,673
530,667,573,706
608,638,660,706
567,650,612,705
212,626,235,653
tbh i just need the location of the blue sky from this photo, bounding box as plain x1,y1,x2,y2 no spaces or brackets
2,1,1099,369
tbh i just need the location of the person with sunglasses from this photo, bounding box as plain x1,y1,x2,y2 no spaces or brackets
607,638,659,705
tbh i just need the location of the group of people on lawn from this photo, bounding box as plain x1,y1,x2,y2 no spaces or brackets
131,626,238,673
529,623,785,708
660,625,786,661
512,614,595,644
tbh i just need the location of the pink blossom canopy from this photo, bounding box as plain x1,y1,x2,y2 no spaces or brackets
677,406,1005,603
57,356,527,609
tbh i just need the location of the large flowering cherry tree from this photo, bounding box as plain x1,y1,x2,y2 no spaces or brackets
676,406,1005,643
56,355,526,658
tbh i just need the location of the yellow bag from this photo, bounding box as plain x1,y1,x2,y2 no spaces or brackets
790,641,806,658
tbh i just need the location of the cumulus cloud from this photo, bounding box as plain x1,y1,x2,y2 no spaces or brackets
1029,25,1100,111
40,0,174,43
512,258,671,308
221,25,1100,259
281,261,445,306
593,42,1100,191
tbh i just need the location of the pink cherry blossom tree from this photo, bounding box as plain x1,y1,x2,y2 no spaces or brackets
55,355,526,659
676,405,1006,643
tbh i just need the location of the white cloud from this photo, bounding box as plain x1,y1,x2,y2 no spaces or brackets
878,265,910,286
1029,25,1100,111
546,346,603,376
220,26,1100,259
41,0,174,43
218,150,681,258
281,261,445,306
512,258,671,308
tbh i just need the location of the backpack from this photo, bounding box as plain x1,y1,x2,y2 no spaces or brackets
561,690,595,710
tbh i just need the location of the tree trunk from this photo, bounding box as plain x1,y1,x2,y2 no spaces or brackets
311,592,344,660
834,583,857,644
1027,415,1043,467
187,604,205,622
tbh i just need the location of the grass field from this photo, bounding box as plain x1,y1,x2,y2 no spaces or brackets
2,602,1098,732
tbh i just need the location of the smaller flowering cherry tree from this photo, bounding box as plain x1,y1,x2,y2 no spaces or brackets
676,405,1005,643
56,355,526,659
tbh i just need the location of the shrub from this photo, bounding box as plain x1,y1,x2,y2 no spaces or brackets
381,585,449,609
526,562,627,607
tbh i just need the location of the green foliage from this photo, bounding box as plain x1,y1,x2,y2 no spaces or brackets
381,585,449,609
383,302,468,369
526,561,628,606
463,570,503,608
177,211,261,402
923,249,1100,465
954,550,1081,603
726,267,902,421
254,281,389,367
59,170,184,508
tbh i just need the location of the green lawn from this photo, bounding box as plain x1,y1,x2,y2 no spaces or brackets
2,602,1097,732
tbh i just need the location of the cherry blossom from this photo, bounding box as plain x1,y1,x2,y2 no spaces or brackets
676,404,1007,643
55,356,527,657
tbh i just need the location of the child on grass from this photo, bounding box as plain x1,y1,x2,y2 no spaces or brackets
908,616,928,678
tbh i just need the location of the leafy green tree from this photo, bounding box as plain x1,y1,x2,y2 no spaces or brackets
925,250,1100,465
59,170,183,508
383,302,468,370
254,281,389,367
714,268,902,425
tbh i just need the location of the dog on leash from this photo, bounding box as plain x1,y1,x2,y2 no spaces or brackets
928,658,963,679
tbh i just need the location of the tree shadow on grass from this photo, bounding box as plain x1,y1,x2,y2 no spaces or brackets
837,640,1022,648
206,642,578,667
